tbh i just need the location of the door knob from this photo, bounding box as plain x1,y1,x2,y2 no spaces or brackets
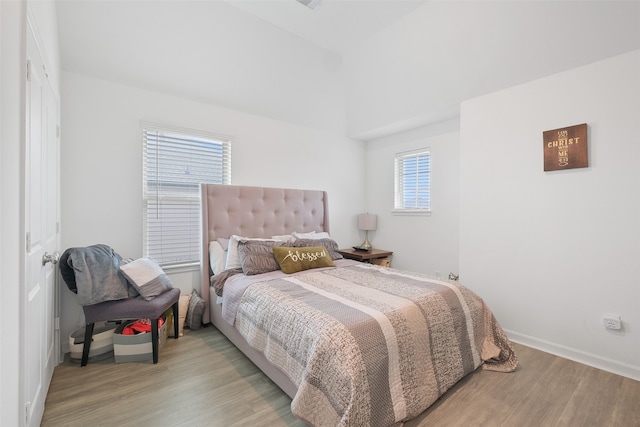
42,251,60,266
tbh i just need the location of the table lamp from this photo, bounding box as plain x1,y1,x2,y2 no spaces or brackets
357,213,377,251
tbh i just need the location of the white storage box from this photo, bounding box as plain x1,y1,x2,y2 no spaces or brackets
69,321,118,363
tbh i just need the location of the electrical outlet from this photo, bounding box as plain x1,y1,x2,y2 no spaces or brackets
603,314,621,330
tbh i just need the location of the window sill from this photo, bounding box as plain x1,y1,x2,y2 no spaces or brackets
160,262,200,273
392,209,432,216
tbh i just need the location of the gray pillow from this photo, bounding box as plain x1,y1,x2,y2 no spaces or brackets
237,240,292,275
120,257,140,298
119,257,173,301
185,289,205,330
292,238,343,261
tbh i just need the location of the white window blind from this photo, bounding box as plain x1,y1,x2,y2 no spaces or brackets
394,148,431,213
142,125,231,266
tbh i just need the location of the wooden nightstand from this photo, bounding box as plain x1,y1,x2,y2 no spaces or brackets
338,248,393,266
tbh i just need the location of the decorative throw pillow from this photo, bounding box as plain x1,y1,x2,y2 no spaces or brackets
238,240,289,275
272,246,335,274
224,235,244,270
168,294,192,337
292,238,343,261
120,257,173,301
120,257,140,297
185,289,205,330
225,235,283,270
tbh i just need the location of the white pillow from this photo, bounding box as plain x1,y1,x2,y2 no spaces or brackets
271,234,294,242
293,231,330,240
217,237,229,251
209,241,226,275
225,235,284,270
120,257,173,301
292,231,316,239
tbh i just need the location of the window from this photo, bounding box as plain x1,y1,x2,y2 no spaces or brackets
142,123,231,266
394,148,431,213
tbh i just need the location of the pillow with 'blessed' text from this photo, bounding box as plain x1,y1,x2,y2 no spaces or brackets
292,238,343,261
272,246,335,274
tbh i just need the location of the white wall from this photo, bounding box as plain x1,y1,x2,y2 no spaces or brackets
59,71,365,351
459,50,640,379
344,1,640,140
365,118,460,277
56,0,346,135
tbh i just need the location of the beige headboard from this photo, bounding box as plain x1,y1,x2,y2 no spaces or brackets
199,183,330,323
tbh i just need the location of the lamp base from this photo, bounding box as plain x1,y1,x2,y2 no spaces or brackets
358,232,372,251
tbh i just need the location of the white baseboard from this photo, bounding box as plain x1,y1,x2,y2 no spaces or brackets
505,329,640,381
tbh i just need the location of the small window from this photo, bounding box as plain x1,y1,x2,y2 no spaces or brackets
142,123,231,266
394,148,431,214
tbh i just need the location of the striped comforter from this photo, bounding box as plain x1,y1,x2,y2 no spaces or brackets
223,262,518,426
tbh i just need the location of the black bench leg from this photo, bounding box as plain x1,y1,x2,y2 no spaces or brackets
81,323,95,367
172,301,179,339
151,317,159,364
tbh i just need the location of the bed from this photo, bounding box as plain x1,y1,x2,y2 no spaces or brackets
199,183,517,426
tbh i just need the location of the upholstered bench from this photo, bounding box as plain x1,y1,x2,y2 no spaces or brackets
80,288,180,366
59,245,181,366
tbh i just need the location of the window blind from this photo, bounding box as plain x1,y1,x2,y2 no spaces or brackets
142,126,231,266
394,148,431,211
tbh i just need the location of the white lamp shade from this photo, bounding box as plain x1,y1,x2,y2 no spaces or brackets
358,213,377,231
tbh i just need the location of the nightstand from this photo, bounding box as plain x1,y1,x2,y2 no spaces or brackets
338,248,393,266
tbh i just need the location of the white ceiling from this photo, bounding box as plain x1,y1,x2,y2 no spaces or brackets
55,1,640,139
222,0,429,56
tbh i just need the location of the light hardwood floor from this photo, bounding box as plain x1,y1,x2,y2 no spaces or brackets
42,326,640,427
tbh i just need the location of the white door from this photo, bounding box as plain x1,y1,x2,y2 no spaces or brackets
24,23,60,427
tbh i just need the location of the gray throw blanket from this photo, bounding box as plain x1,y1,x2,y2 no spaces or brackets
61,244,135,306
211,267,243,297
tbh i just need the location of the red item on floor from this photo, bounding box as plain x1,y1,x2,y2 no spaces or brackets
121,317,165,335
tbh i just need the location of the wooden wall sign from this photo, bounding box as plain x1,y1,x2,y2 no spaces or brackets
543,123,588,171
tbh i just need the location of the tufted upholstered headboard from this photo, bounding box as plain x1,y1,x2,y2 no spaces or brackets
199,183,330,323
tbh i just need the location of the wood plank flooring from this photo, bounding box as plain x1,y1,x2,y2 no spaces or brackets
41,326,640,426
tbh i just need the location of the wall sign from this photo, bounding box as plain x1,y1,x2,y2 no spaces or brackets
543,123,588,172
